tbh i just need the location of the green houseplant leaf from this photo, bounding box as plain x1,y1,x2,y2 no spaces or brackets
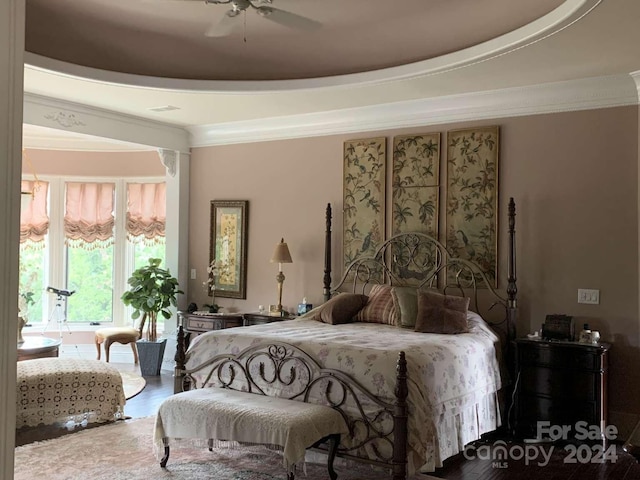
121,258,183,342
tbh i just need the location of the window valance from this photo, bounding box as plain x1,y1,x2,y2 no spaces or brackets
64,182,115,248
126,182,166,244
20,180,49,245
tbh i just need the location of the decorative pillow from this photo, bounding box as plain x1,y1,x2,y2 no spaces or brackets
391,286,418,328
303,293,368,325
354,284,399,326
414,289,470,334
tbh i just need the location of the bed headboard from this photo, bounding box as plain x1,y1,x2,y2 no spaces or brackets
322,198,517,344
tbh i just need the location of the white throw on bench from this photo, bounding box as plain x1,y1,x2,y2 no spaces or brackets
154,387,349,480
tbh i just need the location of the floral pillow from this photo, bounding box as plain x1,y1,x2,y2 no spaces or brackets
303,293,368,325
354,284,398,326
414,289,470,334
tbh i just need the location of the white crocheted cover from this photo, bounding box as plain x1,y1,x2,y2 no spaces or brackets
16,358,126,428
154,388,349,471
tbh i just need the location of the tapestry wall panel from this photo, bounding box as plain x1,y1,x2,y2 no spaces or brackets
391,134,440,285
445,126,499,287
343,137,386,280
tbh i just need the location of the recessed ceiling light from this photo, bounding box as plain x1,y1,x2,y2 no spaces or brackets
148,105,180,112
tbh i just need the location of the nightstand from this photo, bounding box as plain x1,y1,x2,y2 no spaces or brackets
513,338,610,439
178,311,244,348
243,312,296,326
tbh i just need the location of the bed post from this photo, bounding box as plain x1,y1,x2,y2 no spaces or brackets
174,325,186,394
323,203,332,302
507,197,517,343
392,351,408,480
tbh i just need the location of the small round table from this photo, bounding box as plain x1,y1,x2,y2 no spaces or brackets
17,336,62,362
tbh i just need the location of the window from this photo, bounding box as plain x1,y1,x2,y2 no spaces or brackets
18,176,165,327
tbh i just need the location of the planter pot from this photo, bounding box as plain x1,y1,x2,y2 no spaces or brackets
136,338,167,376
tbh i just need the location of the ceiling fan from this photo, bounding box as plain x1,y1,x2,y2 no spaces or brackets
193,0,321,37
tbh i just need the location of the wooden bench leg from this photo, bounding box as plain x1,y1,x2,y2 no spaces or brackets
95,337,102,361
130,342,139,364
160,444,170,468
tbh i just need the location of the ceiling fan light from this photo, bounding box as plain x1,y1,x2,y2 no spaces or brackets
256,6,273,17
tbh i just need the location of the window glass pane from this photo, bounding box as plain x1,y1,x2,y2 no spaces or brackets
66,244,114,323
19,240,47,324
133,238,166,271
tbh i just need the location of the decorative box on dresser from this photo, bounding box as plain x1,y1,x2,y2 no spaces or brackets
514,338,610,439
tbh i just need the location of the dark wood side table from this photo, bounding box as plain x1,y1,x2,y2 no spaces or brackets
514,338,610,439
243,312,296,326
177,311,244,348
17,336,62,361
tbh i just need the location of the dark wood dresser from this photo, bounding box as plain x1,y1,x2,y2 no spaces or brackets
178,311,244,348
514,338,610,439
243,312,296,326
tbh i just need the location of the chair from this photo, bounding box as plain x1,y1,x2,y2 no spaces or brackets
95,326,140,364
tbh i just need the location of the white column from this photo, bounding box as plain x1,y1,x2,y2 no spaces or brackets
0,0,25,478
161,151,190,364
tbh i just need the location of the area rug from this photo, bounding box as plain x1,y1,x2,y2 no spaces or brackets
119,371,146,399
14,416,438,479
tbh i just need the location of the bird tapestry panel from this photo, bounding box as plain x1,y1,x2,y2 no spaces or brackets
343,137,386,282
445,126,499,287
391,133,440,286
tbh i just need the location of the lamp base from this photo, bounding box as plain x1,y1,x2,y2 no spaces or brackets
268,305,282,317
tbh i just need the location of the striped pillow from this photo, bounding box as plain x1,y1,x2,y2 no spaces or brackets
354,284,398,325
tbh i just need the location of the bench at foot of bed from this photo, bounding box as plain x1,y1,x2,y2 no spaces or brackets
154,387,349,480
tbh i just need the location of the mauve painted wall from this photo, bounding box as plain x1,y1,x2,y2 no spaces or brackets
23,149,165,176
189,106,640,431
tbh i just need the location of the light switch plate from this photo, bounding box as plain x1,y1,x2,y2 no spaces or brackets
190,268,197,280
578,288,599,305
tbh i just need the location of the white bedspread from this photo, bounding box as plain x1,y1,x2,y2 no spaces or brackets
185,313,502,471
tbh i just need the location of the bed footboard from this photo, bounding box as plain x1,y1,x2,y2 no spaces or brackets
173,335,408,479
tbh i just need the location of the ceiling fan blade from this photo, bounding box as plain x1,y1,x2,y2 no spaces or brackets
205,10,243,37
258,7,321,31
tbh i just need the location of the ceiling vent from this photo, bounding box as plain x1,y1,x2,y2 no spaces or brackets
148,105,180,112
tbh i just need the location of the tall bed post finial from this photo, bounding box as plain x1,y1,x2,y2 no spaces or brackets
507,197,517,342
323,203,332,302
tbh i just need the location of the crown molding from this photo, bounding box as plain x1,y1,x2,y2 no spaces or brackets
188,74,640,147
23,93,190,153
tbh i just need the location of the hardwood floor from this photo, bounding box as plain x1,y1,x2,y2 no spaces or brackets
432,434,640,479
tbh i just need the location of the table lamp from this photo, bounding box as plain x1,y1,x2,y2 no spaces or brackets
270,238,292,315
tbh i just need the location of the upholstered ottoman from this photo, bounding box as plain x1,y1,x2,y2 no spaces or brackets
16,358,126,429
95,327,140,364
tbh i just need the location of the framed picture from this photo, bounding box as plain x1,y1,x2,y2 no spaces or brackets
209,200,248,299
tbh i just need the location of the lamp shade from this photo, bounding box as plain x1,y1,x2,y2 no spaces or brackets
270,238,292,264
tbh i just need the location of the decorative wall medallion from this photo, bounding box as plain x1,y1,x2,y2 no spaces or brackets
44,111,86,129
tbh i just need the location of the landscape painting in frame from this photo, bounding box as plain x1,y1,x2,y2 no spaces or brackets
392,133,440,285
209,200,248,299
343,137,386,282
445,126,499,287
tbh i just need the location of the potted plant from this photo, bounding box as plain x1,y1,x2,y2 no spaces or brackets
17,291,35,344
203,259,222,313
121,258,183,375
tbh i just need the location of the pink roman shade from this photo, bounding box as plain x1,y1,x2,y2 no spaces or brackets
20,180,49,244
126,182,166,244
64,182,115,248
